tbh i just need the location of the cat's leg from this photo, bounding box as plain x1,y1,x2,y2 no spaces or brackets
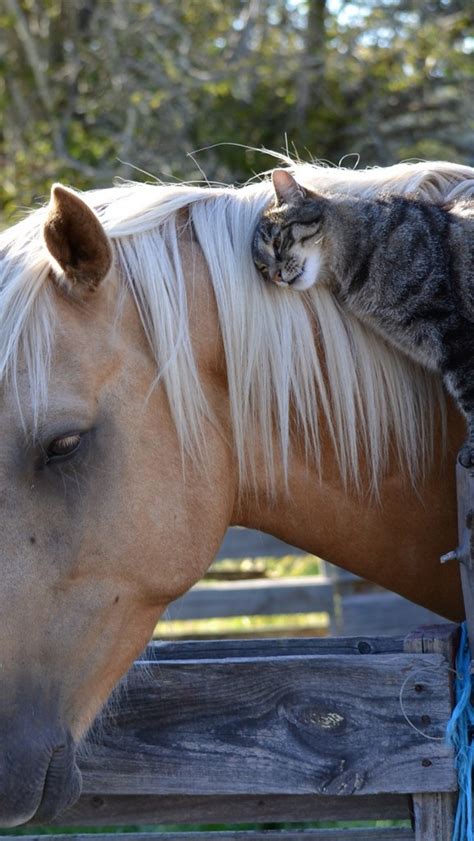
459,413,474,468
443,370,474,467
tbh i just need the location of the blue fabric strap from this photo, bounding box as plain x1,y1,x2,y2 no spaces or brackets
446,622,474,841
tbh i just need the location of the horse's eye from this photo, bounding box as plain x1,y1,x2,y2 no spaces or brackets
47,433,82,460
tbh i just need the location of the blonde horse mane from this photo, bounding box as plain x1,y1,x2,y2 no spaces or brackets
2,158,474,491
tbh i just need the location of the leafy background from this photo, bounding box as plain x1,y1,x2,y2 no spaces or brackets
1,0,473,225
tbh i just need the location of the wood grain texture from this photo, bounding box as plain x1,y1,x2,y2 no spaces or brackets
144,635,406,661
404,626,457,841
57,793,412,825
455,463,474,653
403,623,459,659
412,792,457,841
80,649,455,797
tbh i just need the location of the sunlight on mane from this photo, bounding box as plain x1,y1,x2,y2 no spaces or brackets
1,157,474,491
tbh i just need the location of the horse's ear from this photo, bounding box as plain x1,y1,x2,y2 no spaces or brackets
272,169,306,205
43,184,112,294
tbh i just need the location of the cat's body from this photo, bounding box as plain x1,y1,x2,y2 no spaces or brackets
252,169,474,464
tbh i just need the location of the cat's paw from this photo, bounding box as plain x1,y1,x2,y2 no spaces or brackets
458,443,474,468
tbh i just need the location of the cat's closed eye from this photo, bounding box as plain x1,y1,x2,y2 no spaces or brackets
292,221,322,244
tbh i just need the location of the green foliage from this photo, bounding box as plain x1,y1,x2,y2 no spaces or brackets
1,0,473,224
209,552,322,577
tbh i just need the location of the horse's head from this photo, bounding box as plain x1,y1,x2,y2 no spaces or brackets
1,160,470,826
0,185,235,825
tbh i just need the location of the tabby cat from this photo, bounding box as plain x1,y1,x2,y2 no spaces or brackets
252,169,474,465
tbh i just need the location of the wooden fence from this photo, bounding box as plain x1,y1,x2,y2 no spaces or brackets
2,528,461,840
164,528,448,638
10,623,458,841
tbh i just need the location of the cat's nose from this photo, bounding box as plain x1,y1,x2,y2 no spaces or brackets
270,270,282,284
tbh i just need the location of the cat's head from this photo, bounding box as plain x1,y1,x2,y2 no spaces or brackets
252,170,327,291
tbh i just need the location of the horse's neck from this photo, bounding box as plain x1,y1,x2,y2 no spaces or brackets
187,236,464,620
233,402,465,621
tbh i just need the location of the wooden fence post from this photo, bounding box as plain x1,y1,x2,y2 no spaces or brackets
411,791,457,841
453,463,474,662
405,624,459,841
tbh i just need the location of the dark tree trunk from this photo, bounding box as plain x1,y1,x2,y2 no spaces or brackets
295,0,327,126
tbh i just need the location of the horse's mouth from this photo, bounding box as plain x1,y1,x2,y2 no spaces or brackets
31,743,82,824
0,730,82,828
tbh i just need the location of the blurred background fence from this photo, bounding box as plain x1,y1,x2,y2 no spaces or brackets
156,527,449,640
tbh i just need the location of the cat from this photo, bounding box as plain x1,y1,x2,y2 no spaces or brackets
252,168,474,466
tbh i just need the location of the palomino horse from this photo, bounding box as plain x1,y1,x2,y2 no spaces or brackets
0,159,473,825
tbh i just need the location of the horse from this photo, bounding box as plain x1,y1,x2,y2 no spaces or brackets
0,158,473,826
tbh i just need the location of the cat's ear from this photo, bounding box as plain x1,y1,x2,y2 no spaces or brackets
272,170,306,205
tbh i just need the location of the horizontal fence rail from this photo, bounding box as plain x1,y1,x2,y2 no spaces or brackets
55,792,414,826
166,576,334,620
215,528,306,561
11,625,456,840
77,657,454,798
49,633,456,811
162,529,449,638
8,830,418,841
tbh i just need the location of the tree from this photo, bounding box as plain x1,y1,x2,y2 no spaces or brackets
0,0,472,224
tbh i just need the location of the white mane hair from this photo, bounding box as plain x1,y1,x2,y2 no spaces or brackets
1,157,474,492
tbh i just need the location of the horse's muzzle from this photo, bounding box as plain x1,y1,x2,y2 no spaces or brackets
0,727,82,827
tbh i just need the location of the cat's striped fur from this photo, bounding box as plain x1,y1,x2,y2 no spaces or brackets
252,169,474,465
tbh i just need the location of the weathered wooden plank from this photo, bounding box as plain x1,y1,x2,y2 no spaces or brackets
13,830,416,841
335,593,450,637
412,792,457,841
216,528,305,561
145,634,406,661
81,652,455,797
404,625,458,841
403,623,459,662
6,831,416,841
58,793,412,825
455,463,474,656
165,577,334,621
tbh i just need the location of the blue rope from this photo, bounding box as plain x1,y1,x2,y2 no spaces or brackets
447,622,474,841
